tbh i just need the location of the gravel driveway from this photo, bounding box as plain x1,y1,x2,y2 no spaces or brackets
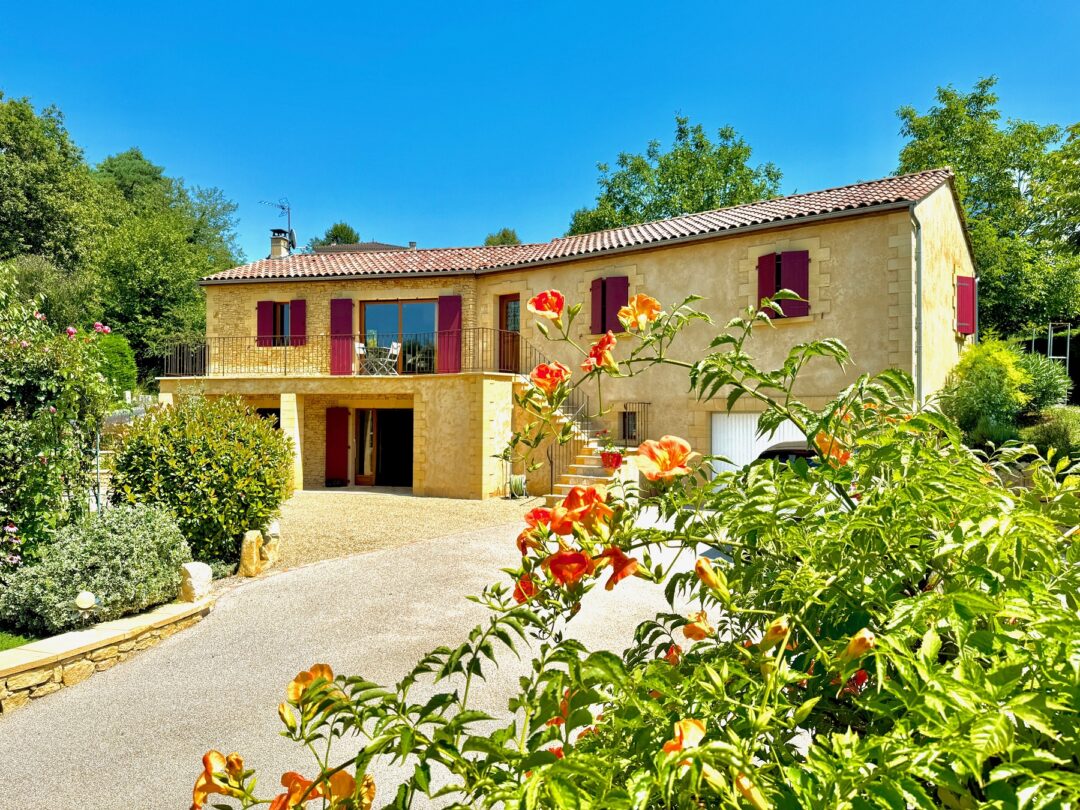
278,488,543,567
0,522,677,809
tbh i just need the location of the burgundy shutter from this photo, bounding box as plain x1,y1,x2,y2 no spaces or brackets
756,254,777,316
590,278,605,334
956,276,976,334
604,276,630,332
437,295,462,373
256,301,274,347
329,299,354,375
289,299,307,346
324,407,350,484
779,250,810,317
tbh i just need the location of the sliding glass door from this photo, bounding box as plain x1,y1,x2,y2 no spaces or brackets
360,300,437,373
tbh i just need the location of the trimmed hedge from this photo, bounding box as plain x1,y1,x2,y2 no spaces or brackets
110,395,293,562
0,504,191,636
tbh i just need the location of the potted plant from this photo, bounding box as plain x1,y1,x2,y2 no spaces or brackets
595,429,624,472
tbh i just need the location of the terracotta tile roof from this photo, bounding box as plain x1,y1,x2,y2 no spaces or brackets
204,169,953,283
312,240,410,253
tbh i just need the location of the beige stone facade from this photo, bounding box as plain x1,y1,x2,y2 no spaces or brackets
161,181,975,499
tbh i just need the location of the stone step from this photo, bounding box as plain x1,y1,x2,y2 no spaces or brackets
569,462,607,474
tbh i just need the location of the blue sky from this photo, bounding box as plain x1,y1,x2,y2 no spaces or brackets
1,1,1077,262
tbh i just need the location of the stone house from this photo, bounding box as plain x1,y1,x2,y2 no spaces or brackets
158,168,977,499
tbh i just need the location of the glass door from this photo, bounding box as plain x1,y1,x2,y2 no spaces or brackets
498,294,521,373
354,409,376,485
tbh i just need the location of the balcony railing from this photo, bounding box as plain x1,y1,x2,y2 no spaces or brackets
160,328,547,378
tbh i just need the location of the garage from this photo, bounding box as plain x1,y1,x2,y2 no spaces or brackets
710,412,807,472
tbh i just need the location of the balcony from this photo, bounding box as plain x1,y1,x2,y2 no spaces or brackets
160,328,544,378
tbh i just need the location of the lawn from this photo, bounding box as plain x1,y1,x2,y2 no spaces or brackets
0,629,32,652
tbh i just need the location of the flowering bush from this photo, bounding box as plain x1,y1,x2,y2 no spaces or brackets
0,268,111,570
193,290,1080,808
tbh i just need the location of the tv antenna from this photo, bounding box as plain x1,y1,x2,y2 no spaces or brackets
260,197,296,249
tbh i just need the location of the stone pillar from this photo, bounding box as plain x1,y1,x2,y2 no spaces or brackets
280,392,305,491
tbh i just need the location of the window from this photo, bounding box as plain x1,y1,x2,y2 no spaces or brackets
756,251,809,317
257,299,306,347
590,276,629,333
620,411,638,444
360,300,438,373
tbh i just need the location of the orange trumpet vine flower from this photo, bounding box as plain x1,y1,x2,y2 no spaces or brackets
813,431,851,467
617,293,663,331
682,610,715,641
545,549,593,586
581,331,619,373
662,718,706,755
839,628,876,663
549,484,614,536
663,643,682,666
529,361,572,398
286,663,334,703
596,546,640,590
694,557,722,590
527,290,565,323
191,751,244,810
637,436,697,481
513,573,537,604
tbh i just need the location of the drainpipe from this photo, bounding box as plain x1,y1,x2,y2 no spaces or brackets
911,207,924,403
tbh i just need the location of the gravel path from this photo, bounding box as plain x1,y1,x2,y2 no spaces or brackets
0,522,678,809
277,488,543,567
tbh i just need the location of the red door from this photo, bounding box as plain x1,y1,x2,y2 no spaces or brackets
330,299,354,375
498,294,520,373
325,407,350,485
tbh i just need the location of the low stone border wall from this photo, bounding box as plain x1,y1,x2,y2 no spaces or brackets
0,597,213,714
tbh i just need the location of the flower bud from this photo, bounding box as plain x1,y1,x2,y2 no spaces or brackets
759,616,790,651
278,702,297,731
839,628,875,663
735,772,770,810
694,557,721,589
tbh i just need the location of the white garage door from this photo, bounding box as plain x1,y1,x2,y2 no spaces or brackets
710,413,807,472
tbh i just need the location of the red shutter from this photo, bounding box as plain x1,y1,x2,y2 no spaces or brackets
324,407,350,484
956,276,976,334
779,250,810,317
604,276,630,333
289,299,307,346
329,299,354,375
590,278,605,334
437,295,462,373
756,254,777,316
256,301,274,347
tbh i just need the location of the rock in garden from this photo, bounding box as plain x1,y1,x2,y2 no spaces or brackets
180,561,213,601
238,530,266,577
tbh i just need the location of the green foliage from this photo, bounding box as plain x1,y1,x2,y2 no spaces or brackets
0,504,190,636
110,395,293,562
0,629,32,651
1020,405,1080,458
568,115,781,235
8,253,103,329
941,339,1030,442
1017,351,1072,412
95,333,137,400
310,221,361,248
484,227,521,246
0,267,111,566
205,294,1080,809
898,77,1080,333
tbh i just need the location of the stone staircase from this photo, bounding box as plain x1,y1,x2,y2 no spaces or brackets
542,430,625,507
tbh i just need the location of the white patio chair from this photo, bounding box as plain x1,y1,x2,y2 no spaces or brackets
355,341,367,375
384,342,401,375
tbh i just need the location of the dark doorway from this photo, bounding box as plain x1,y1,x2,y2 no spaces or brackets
325,407,350,486
375,408,413,487
498,293,521,373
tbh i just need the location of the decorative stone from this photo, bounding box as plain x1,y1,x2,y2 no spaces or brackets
135,633,157,651
239,530,267,577
31,682,61,698
118,640,136,653
262,536,281,567
180,561,213,602
1,691,30,713
95,658,118,673
266,519,281,540
7,667,51,691
62,659,95,687
89,645,120,662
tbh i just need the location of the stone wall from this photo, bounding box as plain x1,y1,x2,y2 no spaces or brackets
0,599,212,714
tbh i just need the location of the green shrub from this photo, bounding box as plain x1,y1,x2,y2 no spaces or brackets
1017,351,1072,412
1020,405,1080,457
95,332,137,400
941,338,1030,442
110,395,293,562
0,504,190,636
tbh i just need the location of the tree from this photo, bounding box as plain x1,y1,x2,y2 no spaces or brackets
568,115,782,235
897,77,1080,334
309,222,361,248
484,227,521,246
0,93,108,269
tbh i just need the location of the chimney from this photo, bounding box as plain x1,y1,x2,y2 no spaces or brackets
269,228,291,259
408,241,417,251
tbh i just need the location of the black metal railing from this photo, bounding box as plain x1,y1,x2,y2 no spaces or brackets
547,384,595,493
619,401,650,448
161,328,548,378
